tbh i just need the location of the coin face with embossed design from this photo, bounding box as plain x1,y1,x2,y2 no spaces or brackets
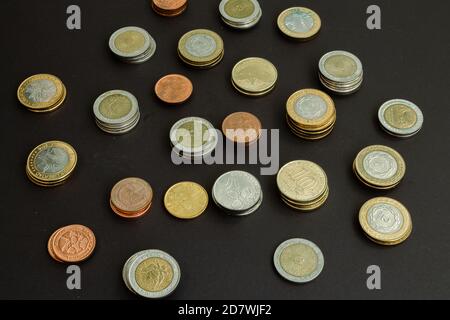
232,57,278,96
219,0,262,30
164,181,209,219
359,197,412,246
178,29,224,68
48,225,96,263
378,99,424,138
109,26,156,64
274,238,324,283
152,0,188,17
110,177,153,219
277,7,321,40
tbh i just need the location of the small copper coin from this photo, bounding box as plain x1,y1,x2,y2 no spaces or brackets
110,200,152,219
222,112,262,144
155,74,193,104
47,228,64,263
111,178,153,213
51,225,96,263
152,0,187,17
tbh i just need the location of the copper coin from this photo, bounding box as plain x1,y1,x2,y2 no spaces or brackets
47,228,64,263
110,178,153,213
51,225,96,263
110,200,152,219
155,74,193,104
222,112,262,144
152,0,187,11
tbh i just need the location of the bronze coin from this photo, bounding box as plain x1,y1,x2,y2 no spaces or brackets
152,0,187,16
110,200,152,219
51,225,96,263
110,178,153,213
155,74,193,104
222,112,262,144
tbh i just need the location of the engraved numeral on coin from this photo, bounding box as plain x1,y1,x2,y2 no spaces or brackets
366,5,381,30
66,5,81,30
66,265,81,290
366,265,381,290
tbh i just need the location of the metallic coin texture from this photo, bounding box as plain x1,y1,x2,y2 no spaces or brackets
277,7,321,40
378,99,424,137
219,0,262,29
221,112,262,144
51,225,96,263
109,26,156,63
17,74,66,112
155,74,193,104
178,29,224,68
232,57,278,95
111,177,153,213
164,181,209,219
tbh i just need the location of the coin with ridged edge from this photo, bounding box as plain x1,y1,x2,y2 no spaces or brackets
232,57,278,96
164,181,209,219
378,99,424,138
178,29,224,68
277,7,321,41
17,74,66,112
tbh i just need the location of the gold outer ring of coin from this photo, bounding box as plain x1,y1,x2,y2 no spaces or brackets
280,187,329,211
231,57,278,94
277,7,321,40
359,197,412,245
352,161,401,190
354,145,406,188
178,29,224,64
287,119,335,138
164,181,209,219
17,74,65,111
27,85,67,113
26,141,77,184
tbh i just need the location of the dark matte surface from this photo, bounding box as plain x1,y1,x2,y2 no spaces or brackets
1,0,450,300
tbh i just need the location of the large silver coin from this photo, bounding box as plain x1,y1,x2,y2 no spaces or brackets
274,238,324,283
362,151,398,180
378,99,424,137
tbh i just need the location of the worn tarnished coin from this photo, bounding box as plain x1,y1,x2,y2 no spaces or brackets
378,99,424,138
111,177,153,213
155,74,193,104
17,74,66,112
232,57,278,95
164,182,209,219
221,112,262,144
51,225,96,263
277,7,321,40
274,238,324,283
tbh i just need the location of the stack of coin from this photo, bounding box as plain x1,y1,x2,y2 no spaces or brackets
48,225,96,263
17,74,67,113
359,197,413,246
286,89,336,140
378,99,424,138
93,90,140,134
26,141,77,187
221,112,262,145
109,26,156,64
277,7,321,41
110,178,153,219
353,145,406,190
219,0,262,30
318,50,363,95
231,57,278,96
212,171,263,216
277,160,329,211
164,181,209,219
151,0,187,17
155,74,193,104
123,249,181,298
178,29,224,69
170,117,218,160
274,238,324,283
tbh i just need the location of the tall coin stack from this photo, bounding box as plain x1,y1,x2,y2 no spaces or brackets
178,29,224,69
109,26,156,64
219,0,262,30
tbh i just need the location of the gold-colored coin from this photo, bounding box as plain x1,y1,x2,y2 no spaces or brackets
280,186,329,211
354,145,406,189
135,257,174,292
231,57,278,95
178,29,224,67
17,74,66,112
164,181,209,219
359,197,412,246
277,7,321,41
26,141,77,186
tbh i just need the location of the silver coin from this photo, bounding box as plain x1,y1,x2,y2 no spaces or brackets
378,99,424,137
24,79,57,103
122,250,148,295
96,111,140,134
219,0,261,28
35,147,69,174
294,94,328,120
127,249,181,299
185,34,217,58
221,9,262,30
109,26,154,60
284,9,314,33
362,151,398,180
319,50,363,84
215,190,263,216
367,202,404,235
274,238,324,284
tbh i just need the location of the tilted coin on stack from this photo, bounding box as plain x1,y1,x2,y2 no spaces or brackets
378,99,424,138
277,160,329,211
212,171,263,216
277,7,321,41
231,57,278,96
26,141,77,187
170,116,218,160
353,145,406,190
219,0,262,30
93,90,140,134
155,74,193,104
48,225,96,263
318,50,363,95
178,29,224,69
17,74,66,113
164,181,209,219
110,178,153,219
274,238,324,283
123,249,181,298
109,26,156,64
151,0,188,17
221,111,262,145
286,89,336,140
359,197,413,246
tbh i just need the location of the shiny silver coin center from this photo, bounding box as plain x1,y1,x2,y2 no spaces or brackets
185,34,217,57
363,151,398,180
295,94,327,120
25,79,57,103
367,203,404,234
284,11,314,33
35,147,69,173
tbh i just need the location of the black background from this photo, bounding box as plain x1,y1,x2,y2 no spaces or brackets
1,0,450,300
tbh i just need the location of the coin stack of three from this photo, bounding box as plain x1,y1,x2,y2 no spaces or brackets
277,160,329,211
318,50,363,95
178,29,224,69
109,26,156,64
219,0,262,30
93,90,141,134
48,225,96,263
110,178,153,219
286,89,336,140
212,171,263,216
151,0,187,17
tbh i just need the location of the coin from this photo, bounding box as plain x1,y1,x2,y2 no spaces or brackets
164,181,209,219
354,145,406,190
232,57,278,96
178,29,224,68
155,74,193,104
221,112,262,144
50,225,96,263
110,177,153,219
26,141,77,187
124,249,181,298
152,0,187,17
17,74,66,112
378,99,424,138
219,0,262,30
109,26,156,64
274,238,324,283
359,197,412,246
277,7,321,40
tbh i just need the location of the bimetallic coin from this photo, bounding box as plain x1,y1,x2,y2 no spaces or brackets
164,181,209,219
232,57,278,95
17,74,66,112
152,0,187,17
359,197,412,245
94,90,139,125
274,238,324,283
221,112,262,144
51,225,96,263
155,74,193,104
378,99,424,138
277,7,321,40
219,0,262,30
109,26,156,63
178,29,224,67
319,50,362,84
